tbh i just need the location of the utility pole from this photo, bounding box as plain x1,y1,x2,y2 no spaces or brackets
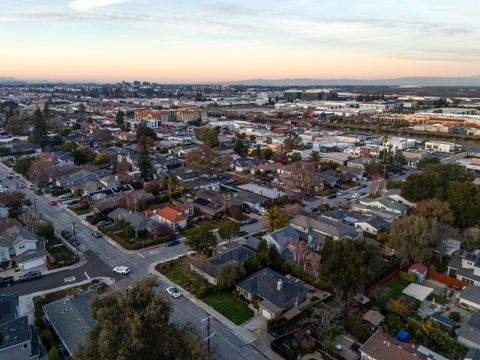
201,315,215,355
72,222,79,261
33,193,37,215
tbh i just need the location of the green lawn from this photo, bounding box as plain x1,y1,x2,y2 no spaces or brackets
203,293,254,325
383,278,409,300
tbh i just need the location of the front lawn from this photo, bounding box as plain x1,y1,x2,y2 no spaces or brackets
202,292,254,325
47,245,77,269
101,224,174,250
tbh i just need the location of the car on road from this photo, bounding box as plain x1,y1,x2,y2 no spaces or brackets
113,266,130,275
97,220,112,227
165,239,180,247
327,194,337,199
245,217,258,225
166,287,182,298
18,184,25,189
34,189,43,195
6,175,13,180
239,230,248,237
48,200,57,206
61,230,72,239
18,271,42,282
68,238,80,247
92,231,102,238
352,193,361,199
27,184,35,190
0,276,15,287
8,170,13,175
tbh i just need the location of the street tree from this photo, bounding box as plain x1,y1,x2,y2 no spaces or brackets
186,224,217,255
74,278,210,360
218,219,240,241
115,110,126,129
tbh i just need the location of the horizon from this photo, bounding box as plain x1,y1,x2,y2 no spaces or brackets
1,0,479,82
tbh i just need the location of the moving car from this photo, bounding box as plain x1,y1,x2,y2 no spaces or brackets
92,231,102,238
113,266,130,275
166,287,182,298
165,239,180,247
27,184,35,190
18,271,42,282
48,200,57,206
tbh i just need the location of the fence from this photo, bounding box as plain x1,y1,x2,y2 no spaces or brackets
427,270,467,288
364,264,408,296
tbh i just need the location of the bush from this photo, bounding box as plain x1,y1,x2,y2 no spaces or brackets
40,329,54,350
34,316,46,332
48,347,61,360
400,271,417,283
449,311,461,322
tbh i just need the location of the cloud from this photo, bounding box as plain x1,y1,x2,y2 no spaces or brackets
68,0,128,11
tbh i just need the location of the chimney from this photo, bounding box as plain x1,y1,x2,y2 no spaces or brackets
277,279,283,291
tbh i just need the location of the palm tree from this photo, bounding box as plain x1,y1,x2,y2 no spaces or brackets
309,151,320,167
264,206,289,232
162,174,179,201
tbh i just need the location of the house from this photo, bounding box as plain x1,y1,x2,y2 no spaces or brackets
263,227,300,257
0,293,39,360
448,250,480,286
354,216,390,236
362,310,385,330
42,290,96,356
290,214,361,248
87,184,134,201
0,224,47,270
409,263,428,283
357,196,410,215
192,196,226,220
145,206,187,229
108,208,163,235
235,190,268,211
457,313,480,350
458,286,480,312
360,331,447,360
56,169,112,188
236,268,307,320
190,245,256,285
237,183,286,200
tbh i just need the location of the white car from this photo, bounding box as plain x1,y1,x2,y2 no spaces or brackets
59,193,73,199
352,193,360,198
113,266,131,275
166,287,182,298
27,184,35,190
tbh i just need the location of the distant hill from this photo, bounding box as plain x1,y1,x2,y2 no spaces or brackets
225,76,480,87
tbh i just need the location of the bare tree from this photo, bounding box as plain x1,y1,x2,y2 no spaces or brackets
28,159,51,185
287,239,312,270
307,252,321,279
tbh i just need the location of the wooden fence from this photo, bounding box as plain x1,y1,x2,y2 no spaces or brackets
427,270,468,288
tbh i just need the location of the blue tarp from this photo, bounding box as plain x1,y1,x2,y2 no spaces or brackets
396,329,410,342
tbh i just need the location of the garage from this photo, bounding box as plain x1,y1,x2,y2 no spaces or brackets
16,249,49,271
21,257,46,270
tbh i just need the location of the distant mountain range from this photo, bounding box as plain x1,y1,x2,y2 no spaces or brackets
225,76,480,87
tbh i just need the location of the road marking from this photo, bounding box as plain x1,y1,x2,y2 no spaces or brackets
137,252,145,258
64,276,76,283
84,271,90,280
149,249,160,256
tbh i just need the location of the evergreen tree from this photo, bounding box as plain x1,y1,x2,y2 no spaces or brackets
115,110,125,129
138,137,154,181
29,108,48,144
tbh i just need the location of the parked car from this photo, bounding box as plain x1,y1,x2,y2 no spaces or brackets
65,199,80,206
48,200,57,206
92,231,102,238
352,193,360,199
0,276,15,287
58,193,73,199
327,194,337,199
166,287,182,298
97,220,112,227
165,239,180,247
245,217,258,225
113,266,130,275
239,230,248,237
18,271,42,282
61,230,72,239
68,238,80,247
6,175,13,180
18,184,25,189
34,189,43,195
57,344,68,358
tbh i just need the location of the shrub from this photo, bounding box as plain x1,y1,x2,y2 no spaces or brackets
400,271,417,283
449,311,461,322
40,329,54,350
48,347,61,360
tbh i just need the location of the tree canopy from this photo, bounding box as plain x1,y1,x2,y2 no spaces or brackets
195,128,219,148
74,278,210,360
186,224,217,254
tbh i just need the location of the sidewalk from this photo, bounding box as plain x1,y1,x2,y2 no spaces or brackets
148,261,257,345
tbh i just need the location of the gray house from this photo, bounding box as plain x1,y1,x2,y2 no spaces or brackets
108,208,163,235
0,293,39,360
457,313,480,350
236,268,307,320
42,290,96,356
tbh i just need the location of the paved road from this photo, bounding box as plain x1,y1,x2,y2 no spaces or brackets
0,164,265,360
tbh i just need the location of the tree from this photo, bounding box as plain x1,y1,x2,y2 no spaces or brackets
74,278,210,360
195,128,219,148
232,139,247,156
138,138,154,181
289,152,302,163
42,99,52,125
30,108,48,144
14,157,35,176
119,193,140,211
309,151,320,167
389,215,432,265
93,153,111,166
307,252,321,279
283,136,302,152
28,158,52,186
417,156,440,170
216,263,246,289
186,224,217,255
0,191,25,208
414,199,454,225
115,110,125,129
218,219,240,241
264,207,289,232
446,181,480,228
35,223,55,240
115,159,132,175
136,121,157,141
287,239,312,270
321,238,376,294
73,145,96,165
185,145,232,175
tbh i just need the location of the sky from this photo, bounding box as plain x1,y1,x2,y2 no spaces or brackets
0,0,479,82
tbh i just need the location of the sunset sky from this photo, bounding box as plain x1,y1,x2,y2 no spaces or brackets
1,0,479,82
